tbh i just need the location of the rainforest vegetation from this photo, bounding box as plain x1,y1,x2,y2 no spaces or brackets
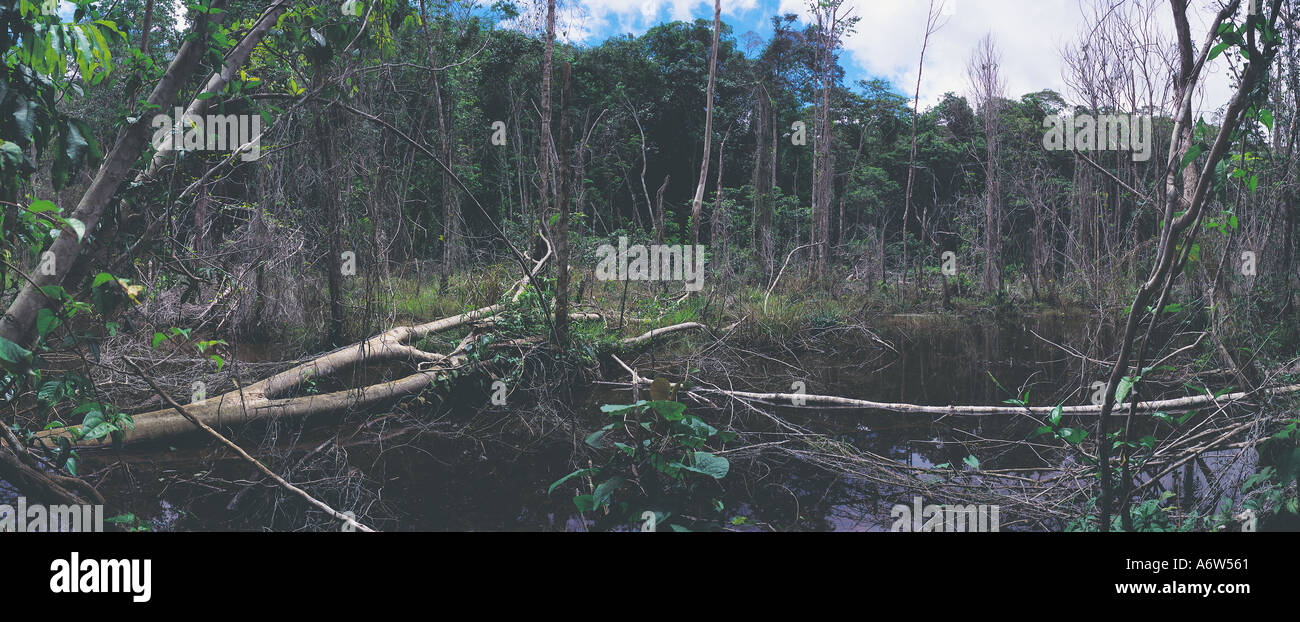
1,0,1298,532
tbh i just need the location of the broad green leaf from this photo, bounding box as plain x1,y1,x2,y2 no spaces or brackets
36,308,59,337
648,400,686,421
29,199,59,213
600,401,644,415
0,336,33,365
590,476,624,508
547,467,594,495
65,217,85,241
1115,375,1139,405
1059,428,1088,444
683,452,729,479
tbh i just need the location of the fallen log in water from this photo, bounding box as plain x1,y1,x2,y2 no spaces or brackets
37,245,557,448
614,375,1300,416
34,240,712,448
707,385,1300,415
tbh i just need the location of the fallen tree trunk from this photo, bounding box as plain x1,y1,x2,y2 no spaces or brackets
127,357,376,531
616,375,1300,417
38,245,554,448
32,219,711,449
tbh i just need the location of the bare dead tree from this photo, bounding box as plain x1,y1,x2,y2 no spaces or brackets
690,0,722,248
899,0,948,290
967,33,1006,295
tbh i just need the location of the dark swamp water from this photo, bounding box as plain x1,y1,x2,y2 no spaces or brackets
7,309,1253,531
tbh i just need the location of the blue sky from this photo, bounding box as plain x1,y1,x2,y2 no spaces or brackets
544,0,1238,116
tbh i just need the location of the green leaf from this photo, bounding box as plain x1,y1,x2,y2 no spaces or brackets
28,199,59,213
600,401,644,415
962,455,981,470
590,476,624,508
682,451,729,479
65,217,85,241
1115,375,1140,405
81,421,115,441
36,308,60,338
51,120,90,191
584,423,617,449
92,272,115,288
648,400,686,421
80,409,104,428
152,332,166,348
681,415,717,440
0,336,33,365
1178,144,1203,173
547,467,595,495
1058,427,1088,444
1208,41,1231,61
11,94,35,140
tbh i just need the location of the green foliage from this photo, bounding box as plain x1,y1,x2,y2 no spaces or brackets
550,399,734,531
105,512,151,532
1232,418,1300,527
1067,492,1198,532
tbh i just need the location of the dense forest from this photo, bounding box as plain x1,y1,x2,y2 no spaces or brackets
0,0,1298,533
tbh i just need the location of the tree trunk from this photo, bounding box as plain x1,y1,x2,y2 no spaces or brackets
139,0,155,53
752,84,773,274
554,61,573,345
534,0,556,261
689,0,721,248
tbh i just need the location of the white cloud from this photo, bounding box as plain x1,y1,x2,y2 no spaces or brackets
819,0,1237,116
551,0,1243,117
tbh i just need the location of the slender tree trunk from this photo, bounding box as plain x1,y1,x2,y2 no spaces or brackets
313,67,345,346
690,0,721,248
811,8,835,279
901,0,943,289
654,175,670,245
139,0,155,53
432,76,463,289
534,0,556,261
711,127,730,264
752,84,773,274
554,61,573,345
